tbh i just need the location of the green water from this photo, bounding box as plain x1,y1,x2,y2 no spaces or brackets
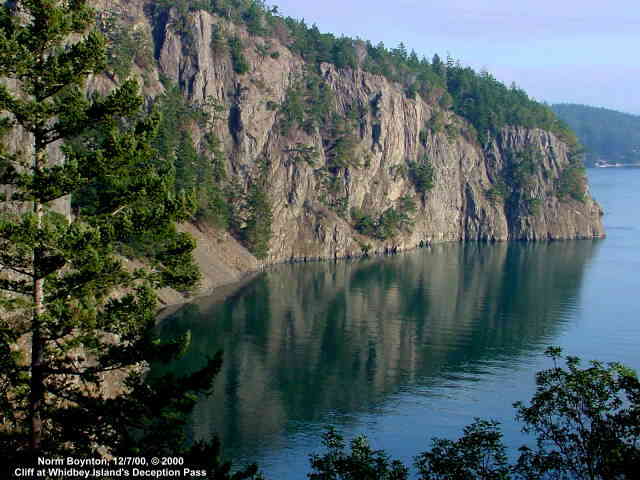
158,168,640,478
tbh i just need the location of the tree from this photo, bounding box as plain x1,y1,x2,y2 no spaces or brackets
243,182,272,260
309,427,409,480
0,2,259,477
415,420,510,480
432,54,445,79
514,348,640,480
228,35,250,74
408,157,435,195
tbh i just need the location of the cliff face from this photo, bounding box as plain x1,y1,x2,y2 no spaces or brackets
5,1,604,285
148,6,603,265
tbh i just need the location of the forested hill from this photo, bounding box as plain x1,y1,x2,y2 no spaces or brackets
552,104,640,165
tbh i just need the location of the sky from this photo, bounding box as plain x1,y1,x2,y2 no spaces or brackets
270,0,640,115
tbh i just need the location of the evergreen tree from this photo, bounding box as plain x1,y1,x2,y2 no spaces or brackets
0,2,259,477
432,53,445,79
175,131,199,192
243,183,272,260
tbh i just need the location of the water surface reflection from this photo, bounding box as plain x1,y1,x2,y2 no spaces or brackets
158,240,598,464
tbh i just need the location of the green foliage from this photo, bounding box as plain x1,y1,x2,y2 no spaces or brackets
309,427,409,480
279,71,334,135
485,180,508,203
426,110,445,135
228,35,250,74
419,128,429,146
510,147,540,188
415,420,510,480
149,83,230,228
284,143,318,166
241,0,267,36
152,83,206,159
408,157,435,194
224,176,246,235
444,70,566,145
209,22,227,53
405,82,418,100
352,196,415,240
444,123,459,142
98,13,154,81
351,207,376,237
255,40,272,58
324,110,363,170
197,132,230,226
485,146,540,213
174,131,199,191
486,146,545,215
377,206,413,240
329,133,359,169
556,164,587,202
526,197,542,216
242,183,272,259
514,348,640,479
0,0,193,461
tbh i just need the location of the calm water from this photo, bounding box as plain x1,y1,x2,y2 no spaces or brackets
158,168,640,478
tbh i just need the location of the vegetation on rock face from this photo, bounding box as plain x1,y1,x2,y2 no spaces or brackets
556,164,588,202
352,196,416,241
0,2,258,477
552,103,640,165
308,349,640,480
152,83,230,227
485,146,545,215
486,142,589,212
242,182,272,259
408,157,435,195
278,70,334,136
97,11,154,81
228,35,250,74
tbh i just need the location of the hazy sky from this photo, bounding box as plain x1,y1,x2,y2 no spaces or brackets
271,0,640,114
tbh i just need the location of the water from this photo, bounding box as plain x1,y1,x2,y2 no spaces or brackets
157,168,640,478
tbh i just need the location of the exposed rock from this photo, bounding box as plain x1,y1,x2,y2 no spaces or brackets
148,5,602,270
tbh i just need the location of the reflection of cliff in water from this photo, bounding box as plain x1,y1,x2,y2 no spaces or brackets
156,240,599,456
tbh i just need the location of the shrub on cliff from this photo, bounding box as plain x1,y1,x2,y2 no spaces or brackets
556,165,588,202
409,157,435,195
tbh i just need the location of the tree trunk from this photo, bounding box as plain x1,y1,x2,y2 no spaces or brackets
29,144,46,455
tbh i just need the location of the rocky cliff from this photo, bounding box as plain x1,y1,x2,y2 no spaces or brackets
7,1,605,295
145,5,603,264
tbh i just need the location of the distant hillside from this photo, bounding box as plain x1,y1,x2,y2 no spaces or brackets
552,104,640,165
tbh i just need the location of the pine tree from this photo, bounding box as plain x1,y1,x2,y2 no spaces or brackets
243,183,272,260
0,2,259,477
